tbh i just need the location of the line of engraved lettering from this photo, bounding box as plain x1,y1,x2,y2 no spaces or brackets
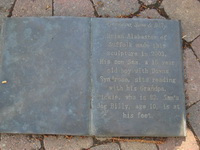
110,103,131,110
99,76,175,84
105,34,167,41
108,42,166,49
96,94,120,100
106,33,159,40
106,22,167,30
106,51,138,57
100,76,130,83
152,77,176,83
108,41,132,48
106,22,133,28
106,22,155,29
123,112,153,119
101,61,139,70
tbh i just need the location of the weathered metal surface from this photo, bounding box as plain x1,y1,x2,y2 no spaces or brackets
0,17,186,136
0,17,91,135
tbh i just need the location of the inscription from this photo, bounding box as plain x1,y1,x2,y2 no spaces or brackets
106,22,167,30
94,21,181,121
92,18,184,137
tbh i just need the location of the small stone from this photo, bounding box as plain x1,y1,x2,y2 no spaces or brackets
120,141,157,150
93,0,140,17
141,0,157,5
90,143,120,150
158,138,176,150
12,0,52,17
0,0,15,17
0,134,41,150
44,136,93,150
161,0,200,41
138,9,165,19
184,48,200,106
158,128,199,150
95,137,112,141
191,36,200,59
54,0,94,17
188,101,200,140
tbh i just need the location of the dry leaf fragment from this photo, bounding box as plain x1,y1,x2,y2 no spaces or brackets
1,80,7,84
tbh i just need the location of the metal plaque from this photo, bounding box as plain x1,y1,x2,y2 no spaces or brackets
0,17,91,135
0,17,186,136
91,18,186,137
